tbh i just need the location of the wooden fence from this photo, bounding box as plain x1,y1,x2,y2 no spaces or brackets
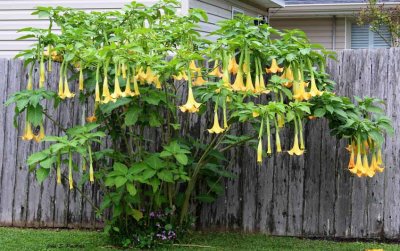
0,48,399,238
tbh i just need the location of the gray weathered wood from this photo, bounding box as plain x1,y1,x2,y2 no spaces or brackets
0,49,399,236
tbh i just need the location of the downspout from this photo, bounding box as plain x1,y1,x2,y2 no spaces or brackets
332,15,336,50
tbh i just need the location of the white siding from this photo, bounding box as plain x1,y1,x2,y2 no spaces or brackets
0,0,187,58
190,0,268,41
270,17,347,50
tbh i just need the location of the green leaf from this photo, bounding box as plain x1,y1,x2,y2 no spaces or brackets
313,108,326,117
113,162,128,175
100,98,130,114
126,183,137,196
36,168,50,183
157,170,174,182
27,151,48,165
175,153,188,165
125,106,141,126
115,177,127,188
27,105,43,126
131,209,143,221
144,155,164,170
141,169,156,180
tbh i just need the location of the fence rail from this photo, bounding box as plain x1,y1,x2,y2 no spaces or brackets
0,48,399,238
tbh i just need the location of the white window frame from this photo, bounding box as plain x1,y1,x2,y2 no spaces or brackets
232,7,244,19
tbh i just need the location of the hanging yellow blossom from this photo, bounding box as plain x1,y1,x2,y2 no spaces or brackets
228,56,239,75
232,70,245,91
111,73,124,99
27,74,33,90
145,67,156,84
288,121,304,156
79,66,84,91
362,154,374,177
209,60,223,78
282,67,294,88
309,75,323,97
245,72,255,92
189,60,201,73
61,75,75,99
21,122,34,141
33,123,45,143
193,72,206,86
86,115,97,123
102,75,115,104
266,58,284,74
208,109,225,134
257,138,263,163
180,79,201,113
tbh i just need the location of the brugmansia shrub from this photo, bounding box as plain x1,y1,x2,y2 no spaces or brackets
6,0,393,248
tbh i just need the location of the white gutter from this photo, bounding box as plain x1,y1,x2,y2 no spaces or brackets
270,2,400,18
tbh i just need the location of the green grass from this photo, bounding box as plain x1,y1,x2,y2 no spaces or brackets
0,227,399,251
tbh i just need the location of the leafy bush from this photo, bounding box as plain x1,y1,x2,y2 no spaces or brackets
7,0,392,248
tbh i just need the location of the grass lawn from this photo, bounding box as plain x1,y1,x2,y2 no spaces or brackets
0,227,399,251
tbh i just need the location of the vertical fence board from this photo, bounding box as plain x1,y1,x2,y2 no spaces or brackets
0,59,21,225
0,48,399,235
383,47,400,238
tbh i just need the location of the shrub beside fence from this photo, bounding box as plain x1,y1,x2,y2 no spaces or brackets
0,48,399,238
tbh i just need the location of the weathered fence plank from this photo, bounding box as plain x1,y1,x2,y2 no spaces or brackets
0,48,399,238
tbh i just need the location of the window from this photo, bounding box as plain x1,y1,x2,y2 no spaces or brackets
232,7,244,19
351,24,392,49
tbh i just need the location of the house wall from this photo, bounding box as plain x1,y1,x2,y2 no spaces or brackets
270,17,348,50
190,0,269,40
0,0,268,58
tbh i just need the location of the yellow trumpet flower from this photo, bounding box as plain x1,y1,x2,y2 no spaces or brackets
228,57,239,75
102,75,115,104
154,76,162,89
95,80,101,102
363,154,375,177
193,72,207,86
121,63,127,79
209,60,223,78
22,122,34,141
179,84,201,113
58,72,64,98
33,123,45,143
266,58,284,74
232,71,246,91
370,154,384,173
352,151,363,176
56,156,61,184
348,147,355,170
288,133,304,156
27,74,33,90
282,67,294,88
222,69,232,88
39,57,45,88
79,67,84,91
68,151,73,190
61,76,75,99
293,81,311,101
257,138,263,163
244,72,254,92
173,71,189,81
277,114,285,128
376,149,383,166
133,76,140,96
86,115,97,123
145,67,155,84
208,109,225,134
124,76,135,96
111,74,124,99
135,67,147,83
190,60,201,73
309,76,323,97
276,131,282,153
